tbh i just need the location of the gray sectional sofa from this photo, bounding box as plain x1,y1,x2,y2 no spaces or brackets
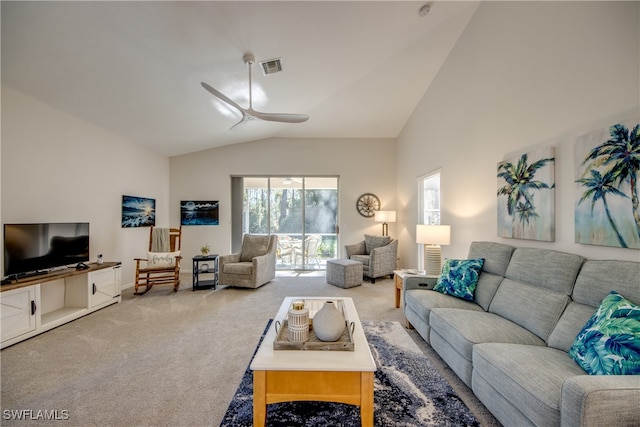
403,241,639,427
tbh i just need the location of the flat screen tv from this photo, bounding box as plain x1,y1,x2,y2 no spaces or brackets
3,222,89,278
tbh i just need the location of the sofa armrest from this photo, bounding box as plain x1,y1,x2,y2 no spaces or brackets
345,241,366,258
403,275,438,291
561,375,640,427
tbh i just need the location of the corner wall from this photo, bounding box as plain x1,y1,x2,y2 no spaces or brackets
397,1,640,265
1,86,170,284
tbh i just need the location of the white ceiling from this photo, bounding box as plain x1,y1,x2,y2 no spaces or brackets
1,1,479,157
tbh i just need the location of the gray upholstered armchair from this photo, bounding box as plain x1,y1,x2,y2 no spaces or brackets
345,235,398,283
218,235,277,289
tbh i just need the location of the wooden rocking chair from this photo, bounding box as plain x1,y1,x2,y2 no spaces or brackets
134,226,182,295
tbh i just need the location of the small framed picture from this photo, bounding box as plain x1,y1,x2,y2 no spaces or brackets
122,195,156,228
181,200,219,226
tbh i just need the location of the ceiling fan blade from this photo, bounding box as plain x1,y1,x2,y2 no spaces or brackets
202,53,309,128
249,110,309,123
201,82,245,113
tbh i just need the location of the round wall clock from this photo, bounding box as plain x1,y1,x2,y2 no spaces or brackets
356,193,380,218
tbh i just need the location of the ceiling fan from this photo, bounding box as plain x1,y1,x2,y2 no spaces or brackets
201,53,309,130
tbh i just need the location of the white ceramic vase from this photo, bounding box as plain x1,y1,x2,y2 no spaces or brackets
313,301,345,342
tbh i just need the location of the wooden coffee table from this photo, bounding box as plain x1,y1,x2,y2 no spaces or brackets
250,297,376,426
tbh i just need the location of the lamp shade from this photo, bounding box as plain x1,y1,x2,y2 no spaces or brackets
374,210,396,223
416,224,451,245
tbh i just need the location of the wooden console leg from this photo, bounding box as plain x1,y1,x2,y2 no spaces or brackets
253,370,267,427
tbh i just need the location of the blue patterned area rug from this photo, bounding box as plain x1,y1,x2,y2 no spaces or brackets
220,320,479,426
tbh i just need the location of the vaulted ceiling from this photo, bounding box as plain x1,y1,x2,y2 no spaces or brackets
2,1,479,157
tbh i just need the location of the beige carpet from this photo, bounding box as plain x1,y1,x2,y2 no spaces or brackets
0,272,499,426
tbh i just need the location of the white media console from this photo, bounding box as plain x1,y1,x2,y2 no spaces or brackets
1,262,121,349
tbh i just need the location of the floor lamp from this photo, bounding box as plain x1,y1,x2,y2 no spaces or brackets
374,211,396,236
416,224,451,276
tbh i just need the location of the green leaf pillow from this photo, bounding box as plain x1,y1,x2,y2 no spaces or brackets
569,291,640,375
433,258,484,301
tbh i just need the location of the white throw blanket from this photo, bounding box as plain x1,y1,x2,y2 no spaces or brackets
151,228,170,252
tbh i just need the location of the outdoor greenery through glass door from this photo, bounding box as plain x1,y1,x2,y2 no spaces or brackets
243,176,338,270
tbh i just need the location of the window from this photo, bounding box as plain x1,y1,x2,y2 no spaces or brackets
232,176,339,270
420,170,441,225
417,170,441,269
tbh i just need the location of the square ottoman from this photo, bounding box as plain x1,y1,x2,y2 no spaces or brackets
326,259,363,288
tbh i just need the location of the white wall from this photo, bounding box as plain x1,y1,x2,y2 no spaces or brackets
169,137,397,264
397,1,640,266
1,86,170,284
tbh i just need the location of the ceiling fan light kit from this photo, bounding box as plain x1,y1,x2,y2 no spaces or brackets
201,53,308,130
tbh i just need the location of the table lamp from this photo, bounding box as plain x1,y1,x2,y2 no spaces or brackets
374,211,396,236
416,224,451,276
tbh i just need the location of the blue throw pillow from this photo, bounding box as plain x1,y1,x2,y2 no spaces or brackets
569,291,640,375
433,258,484,301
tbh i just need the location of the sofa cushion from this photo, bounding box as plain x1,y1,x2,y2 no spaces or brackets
364,234,390,254
430,308,545,365
488,248,583,342
468,241,514,276
405,290,483,325
467,241,514,310
433,258,484,301
504,247,584,294
547,302,598,352
240,235,271,262
473,272,504,312
569,291,640,375
549,259,640,352
490,279,571,342
473,343,586,427
430,308,546,388
572,260,640,307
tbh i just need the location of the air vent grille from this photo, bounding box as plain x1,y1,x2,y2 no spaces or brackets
260,58,282,76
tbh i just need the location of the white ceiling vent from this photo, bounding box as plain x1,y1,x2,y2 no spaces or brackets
260,58,283,76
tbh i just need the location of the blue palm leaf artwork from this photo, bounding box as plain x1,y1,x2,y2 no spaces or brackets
497,146,555,241
575,120,640,248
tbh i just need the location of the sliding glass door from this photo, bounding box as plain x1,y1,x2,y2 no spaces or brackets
238,176,338,270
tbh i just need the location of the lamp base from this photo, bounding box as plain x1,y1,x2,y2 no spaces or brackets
424,245,442,276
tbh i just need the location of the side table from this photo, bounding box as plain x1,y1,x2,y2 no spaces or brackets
192,254,219,291
393,269,438,308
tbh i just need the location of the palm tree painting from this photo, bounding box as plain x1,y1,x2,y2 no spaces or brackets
497,147,555,241
575,121,640,249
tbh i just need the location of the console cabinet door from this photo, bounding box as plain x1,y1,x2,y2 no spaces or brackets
1,286,38,343
89,267,120,308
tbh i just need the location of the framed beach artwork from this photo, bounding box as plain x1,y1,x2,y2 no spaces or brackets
497,147,556,241
122,195,156,228
574,120,640,249
180,200,219,226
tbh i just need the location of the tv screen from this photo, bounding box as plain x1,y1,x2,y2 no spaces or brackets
3,223,90,278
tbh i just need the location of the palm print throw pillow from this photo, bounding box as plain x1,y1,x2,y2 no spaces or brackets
433,258,484,301
569,291,640,375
